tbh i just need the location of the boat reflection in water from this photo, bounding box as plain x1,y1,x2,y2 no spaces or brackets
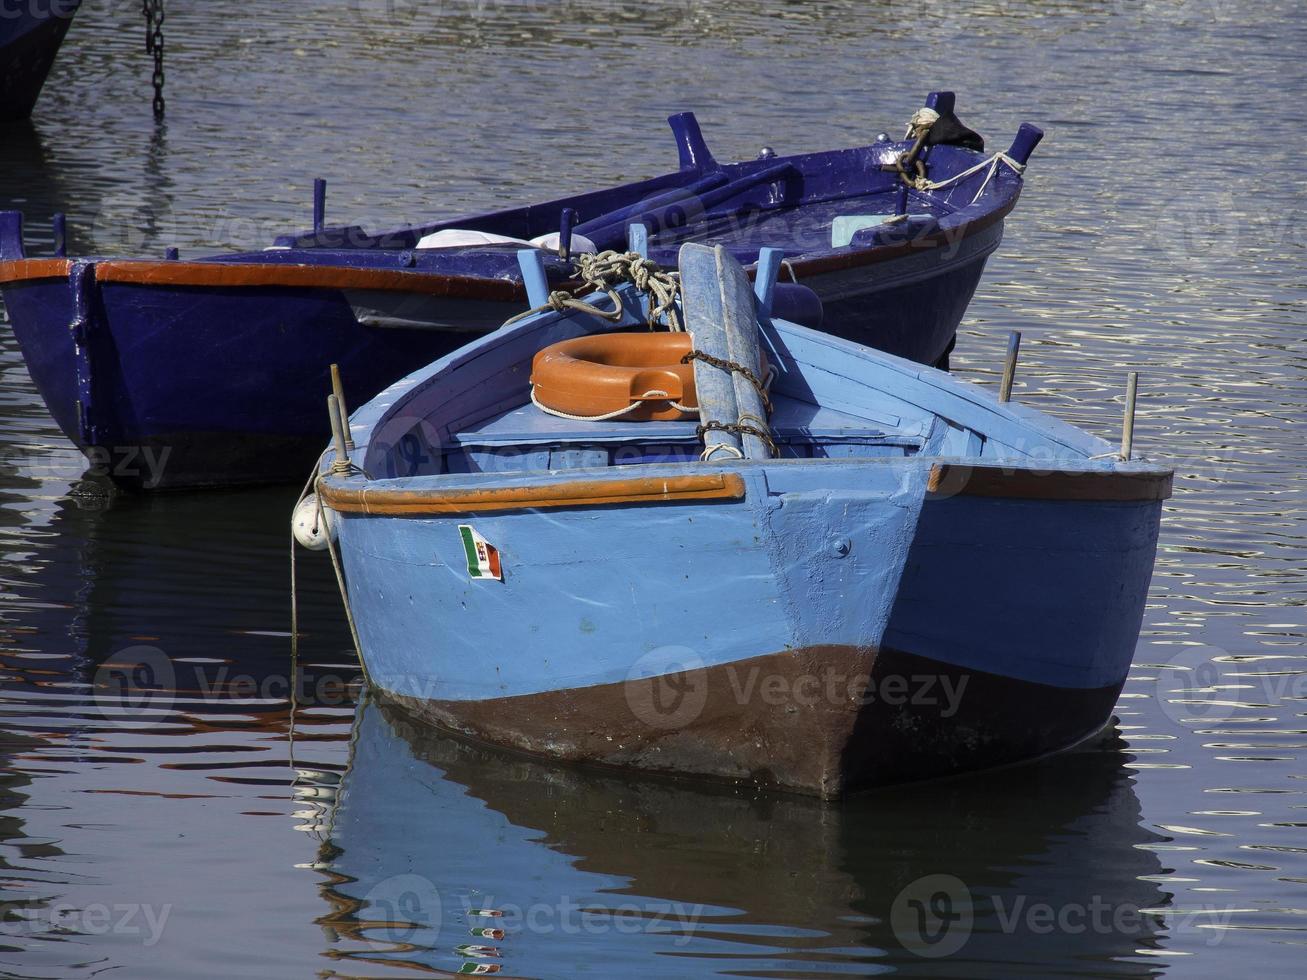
313,698,1175,978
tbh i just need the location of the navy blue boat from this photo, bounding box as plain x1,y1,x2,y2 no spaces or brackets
0,0,78,120
0,92,1041,488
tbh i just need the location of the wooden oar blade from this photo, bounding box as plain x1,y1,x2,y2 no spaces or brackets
678,242,741,461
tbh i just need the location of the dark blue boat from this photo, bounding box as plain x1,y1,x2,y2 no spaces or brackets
0,0,78,120
0,92,1041,488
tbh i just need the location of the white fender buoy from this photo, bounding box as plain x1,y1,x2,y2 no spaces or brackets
292,494,336,551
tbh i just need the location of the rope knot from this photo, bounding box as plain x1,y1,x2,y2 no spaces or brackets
545,289,575,313
905,106,941,139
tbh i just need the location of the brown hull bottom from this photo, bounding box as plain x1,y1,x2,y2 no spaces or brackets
377,645,1124,799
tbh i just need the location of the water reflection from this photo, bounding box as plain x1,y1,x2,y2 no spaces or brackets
317,699,1171,978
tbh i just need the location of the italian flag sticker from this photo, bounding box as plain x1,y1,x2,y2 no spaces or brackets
459,525,502,581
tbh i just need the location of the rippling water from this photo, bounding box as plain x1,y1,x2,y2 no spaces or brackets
1,1,1304,977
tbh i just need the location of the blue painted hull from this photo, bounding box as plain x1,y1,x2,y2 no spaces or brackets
334,461,1158,795
0,1,78,120
312,275,1169,796
0,95,1038,488
1,272,472,487
0,226,998,488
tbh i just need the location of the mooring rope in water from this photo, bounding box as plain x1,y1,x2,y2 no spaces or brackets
290,453,370,704
288,457,324,771
314,479,370,683
289,462,320,646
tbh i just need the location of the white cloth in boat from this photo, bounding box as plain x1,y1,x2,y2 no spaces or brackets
414,228,598,253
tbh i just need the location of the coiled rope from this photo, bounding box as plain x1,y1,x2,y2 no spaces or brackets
505,250,684,331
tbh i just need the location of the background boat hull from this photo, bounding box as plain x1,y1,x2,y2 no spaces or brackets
0,2,78,120
0,245,979,487
806,218,1001,365
1,275,479,488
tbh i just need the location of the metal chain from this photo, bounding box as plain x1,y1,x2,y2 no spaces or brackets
695,421,778,457
680,350,773,415
881,107,938,188
144,0,166,119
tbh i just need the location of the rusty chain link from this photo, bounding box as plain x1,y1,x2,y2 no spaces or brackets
679,350,773,415
144,0,166,119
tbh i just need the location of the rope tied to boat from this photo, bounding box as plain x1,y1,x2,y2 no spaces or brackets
529,385,695,422
577,250,683,331
680,349,773,415
904,107,941,140
909,152,1026,204
504,250,684,331
700,440,746,462
696,420,777,458
514,287,627,325
883,107,939,187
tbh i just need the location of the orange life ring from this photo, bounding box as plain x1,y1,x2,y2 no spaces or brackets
531,333,699,422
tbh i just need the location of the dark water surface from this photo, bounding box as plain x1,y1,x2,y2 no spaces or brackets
2,2,1305,977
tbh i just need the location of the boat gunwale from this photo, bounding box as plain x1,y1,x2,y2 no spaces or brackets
319,457,1173,517
318,471,748,515
358,137,1022,247
0,141,1021,294
0,257,71,284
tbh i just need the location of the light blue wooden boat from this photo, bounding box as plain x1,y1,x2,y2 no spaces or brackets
310,240,1172,798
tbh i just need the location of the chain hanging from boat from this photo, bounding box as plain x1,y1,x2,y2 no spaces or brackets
504,250,684,331
143,0,166,119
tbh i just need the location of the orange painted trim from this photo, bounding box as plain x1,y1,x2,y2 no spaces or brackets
93,260,531,301
928,463,1173,502
0,258,72,284
320,473,746,515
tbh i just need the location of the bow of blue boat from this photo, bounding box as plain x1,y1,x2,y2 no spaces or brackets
306,244,1170,798
256,90,1042,361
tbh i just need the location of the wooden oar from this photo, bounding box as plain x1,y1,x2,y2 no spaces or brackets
678,242,741,461
714,245,773,460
